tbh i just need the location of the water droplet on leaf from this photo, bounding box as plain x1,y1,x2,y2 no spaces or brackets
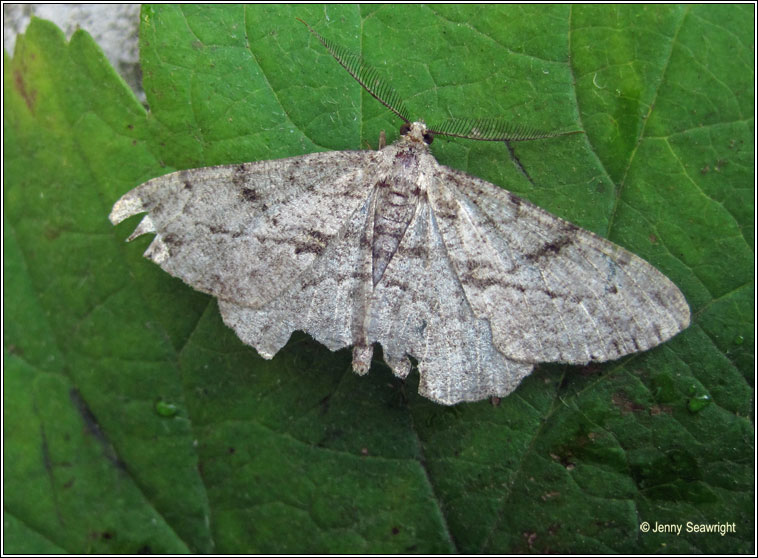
688,393,711,413
155,400,179,417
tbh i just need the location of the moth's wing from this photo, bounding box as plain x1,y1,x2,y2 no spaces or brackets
216,188,376,360
366,198,534,405
428,166,691,365
110,151,379,308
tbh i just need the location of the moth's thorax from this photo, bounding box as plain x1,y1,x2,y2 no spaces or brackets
371,139,427,285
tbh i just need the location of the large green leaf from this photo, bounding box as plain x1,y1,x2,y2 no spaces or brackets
4,5,753,553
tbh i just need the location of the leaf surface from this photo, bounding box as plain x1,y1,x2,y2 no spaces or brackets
4,5,753,553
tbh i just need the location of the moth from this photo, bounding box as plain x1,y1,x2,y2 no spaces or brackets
110,21,690,405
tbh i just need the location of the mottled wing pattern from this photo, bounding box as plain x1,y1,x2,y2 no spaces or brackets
366,197,534,405
109,151,379,308
428,165,690,365
216,189,375,359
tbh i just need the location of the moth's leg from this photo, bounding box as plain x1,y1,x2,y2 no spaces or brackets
363,131,387,151
352,344,373,375
504,139,534,184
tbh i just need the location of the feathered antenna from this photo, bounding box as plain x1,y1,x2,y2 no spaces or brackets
427,117,582,142
297,18,411,125
298,19,582,143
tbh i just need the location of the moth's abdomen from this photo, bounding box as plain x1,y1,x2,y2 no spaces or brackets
371,150,423,285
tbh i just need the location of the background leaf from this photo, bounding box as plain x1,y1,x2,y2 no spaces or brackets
4,4,753,553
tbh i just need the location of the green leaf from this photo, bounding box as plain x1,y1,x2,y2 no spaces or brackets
4,5,753,553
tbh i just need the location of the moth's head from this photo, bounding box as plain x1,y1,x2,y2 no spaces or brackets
399,121,434,146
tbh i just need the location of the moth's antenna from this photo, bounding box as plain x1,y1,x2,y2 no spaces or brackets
427,117,583,142
297,18,411,124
